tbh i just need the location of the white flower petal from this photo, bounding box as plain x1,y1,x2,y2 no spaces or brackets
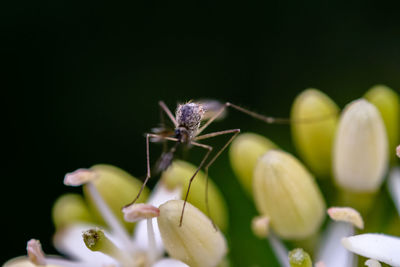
3,257,42,267
388,167,400,215
317,222,355,267
133,182,181,256
53,223,117,266
153,258,190,267
342,233,400,267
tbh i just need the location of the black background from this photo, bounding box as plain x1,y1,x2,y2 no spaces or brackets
3,1,400,266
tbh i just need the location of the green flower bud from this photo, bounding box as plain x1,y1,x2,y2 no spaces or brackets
364,85,400,164
253,150,326,240
52,193,95,229
83,164,149,233
229,132,277,193
157,200,227,267
289,248,312,267
333,99,388,193
291,89,339,177
161,160,228,231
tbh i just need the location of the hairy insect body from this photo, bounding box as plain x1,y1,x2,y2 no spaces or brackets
175,103,205,141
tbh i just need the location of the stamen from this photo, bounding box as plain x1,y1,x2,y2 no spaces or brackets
147,218,157,265
27,239,92,267
268,232,290,267
122,203,160,222
83,228,132,265
64,169,97,186
327,207,364,229
86,183,135,252
316,222,355,267
251,216,270,238
27,239,45,265
388,167,400,215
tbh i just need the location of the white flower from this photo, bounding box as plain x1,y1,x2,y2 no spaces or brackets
342,234,400,267
4,170,187,267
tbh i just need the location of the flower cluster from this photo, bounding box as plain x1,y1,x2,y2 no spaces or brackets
4,85,400,267
230,85,400,266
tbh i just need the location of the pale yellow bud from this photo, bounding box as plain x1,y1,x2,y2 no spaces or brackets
157,200,227,267
83,164,149,233
291,89,339,177
364,85,400,164
161,160,228,231
253,150,326,240
229,132,277,193
333,99,388,192
52,194,95,229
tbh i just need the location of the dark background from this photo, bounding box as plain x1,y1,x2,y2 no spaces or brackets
3,1,400,266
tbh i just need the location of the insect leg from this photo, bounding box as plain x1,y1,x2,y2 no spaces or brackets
195,129,241,229
179,141,213,227
124,133,179,208
159,100,178,127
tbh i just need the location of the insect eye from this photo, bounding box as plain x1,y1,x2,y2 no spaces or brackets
174,129,181,138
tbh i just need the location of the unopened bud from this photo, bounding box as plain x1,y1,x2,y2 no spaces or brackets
229,133,277,193
291,89,339,177
83,164,149,233
161,160,228,231
157,200,227,267
122,203,159,222
52,194,94,230
251,216,270,238
397,145,400,158
364,85,399,164
327,207,364,229
289,248,312,267
333,99,388,192
253,150,326,240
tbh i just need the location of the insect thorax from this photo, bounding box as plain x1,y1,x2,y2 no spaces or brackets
175,102,205,138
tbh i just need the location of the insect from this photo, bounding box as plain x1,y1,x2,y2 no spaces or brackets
124,99,306,227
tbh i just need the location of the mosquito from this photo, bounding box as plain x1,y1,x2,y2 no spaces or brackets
124,99,314,227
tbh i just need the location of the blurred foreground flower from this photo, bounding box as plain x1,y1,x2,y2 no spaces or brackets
5,166,186,267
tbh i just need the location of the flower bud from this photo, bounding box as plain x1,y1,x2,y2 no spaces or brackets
333,99,388,192
161,160,228,231
291,89,339,177
157,200,227,267
229,132,277,193
52,194,95,230
83,164,149,233
364,85,400,164
253,150,326,240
